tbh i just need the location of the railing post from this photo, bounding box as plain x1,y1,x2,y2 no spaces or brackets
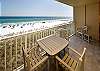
25,35,27,50
48,29,50,35
32,33,35,47
40,31,42,39
38,31,40,39
36,31,38,40
45,29,47,36
15,37,18,69
43,30,45,38
4,40,6,71
51,28,53,34
10,38,13,71
50,28,52,35
47,29,49,36
35,31,38,45
54,28,57,35
28,34,31,49
44,30,46,37
39,31,41,39
21,36,23,55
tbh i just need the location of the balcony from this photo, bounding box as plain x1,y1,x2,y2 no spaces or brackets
0,22,75,71
0,21,100,71
0,0,100,70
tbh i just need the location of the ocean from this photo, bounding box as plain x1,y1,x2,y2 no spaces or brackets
0,16,71,24
0,16,73,37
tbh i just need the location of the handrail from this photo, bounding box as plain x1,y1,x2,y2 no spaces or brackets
57,28,67,31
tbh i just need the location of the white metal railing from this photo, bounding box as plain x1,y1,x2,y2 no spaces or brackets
0,22,75,71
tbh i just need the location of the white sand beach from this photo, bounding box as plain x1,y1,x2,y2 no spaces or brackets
0,20,71,39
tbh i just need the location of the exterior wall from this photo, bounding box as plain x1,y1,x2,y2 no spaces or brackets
99,2,100,41
86,3,99,41
74,5,85,29
74,3,99,41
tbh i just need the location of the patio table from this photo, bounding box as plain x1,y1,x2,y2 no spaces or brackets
37,35,69,71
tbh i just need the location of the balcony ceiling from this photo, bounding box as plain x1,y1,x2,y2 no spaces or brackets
56,0,99,6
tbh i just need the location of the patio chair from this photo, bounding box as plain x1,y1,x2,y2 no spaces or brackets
76,26,89,42
56,47,86,71
56,28,69,41
22,46,48,71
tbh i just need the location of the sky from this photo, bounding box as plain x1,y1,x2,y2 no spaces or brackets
0,2,1,16
0,0,73,17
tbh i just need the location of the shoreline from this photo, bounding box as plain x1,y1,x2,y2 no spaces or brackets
0,20,71,40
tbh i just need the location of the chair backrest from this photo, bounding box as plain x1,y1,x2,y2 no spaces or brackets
55,28,69,40
22,47,48,71
82,26,88,33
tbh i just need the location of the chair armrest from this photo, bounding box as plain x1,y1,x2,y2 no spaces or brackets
30,56,48,71
67,47,86,62
68,47,81,57
56,56,74,71
79,48,86,61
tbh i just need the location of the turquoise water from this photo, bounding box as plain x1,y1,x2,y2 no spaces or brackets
0,16,73,36
0,16,71,24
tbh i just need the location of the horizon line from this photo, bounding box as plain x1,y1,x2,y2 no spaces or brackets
0,16,72,17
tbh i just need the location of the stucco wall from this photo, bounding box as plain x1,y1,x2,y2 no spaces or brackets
74,6,85,29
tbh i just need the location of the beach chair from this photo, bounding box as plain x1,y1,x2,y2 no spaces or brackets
56,47,86,71
22,46,48,71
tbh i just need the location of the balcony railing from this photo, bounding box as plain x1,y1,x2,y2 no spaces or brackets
0,22,75,71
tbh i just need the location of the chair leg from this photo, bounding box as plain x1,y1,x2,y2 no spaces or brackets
56,60,58,71
87,35,89,43
48,58,50,71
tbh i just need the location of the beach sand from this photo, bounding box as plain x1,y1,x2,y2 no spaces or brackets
0,20,70,39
